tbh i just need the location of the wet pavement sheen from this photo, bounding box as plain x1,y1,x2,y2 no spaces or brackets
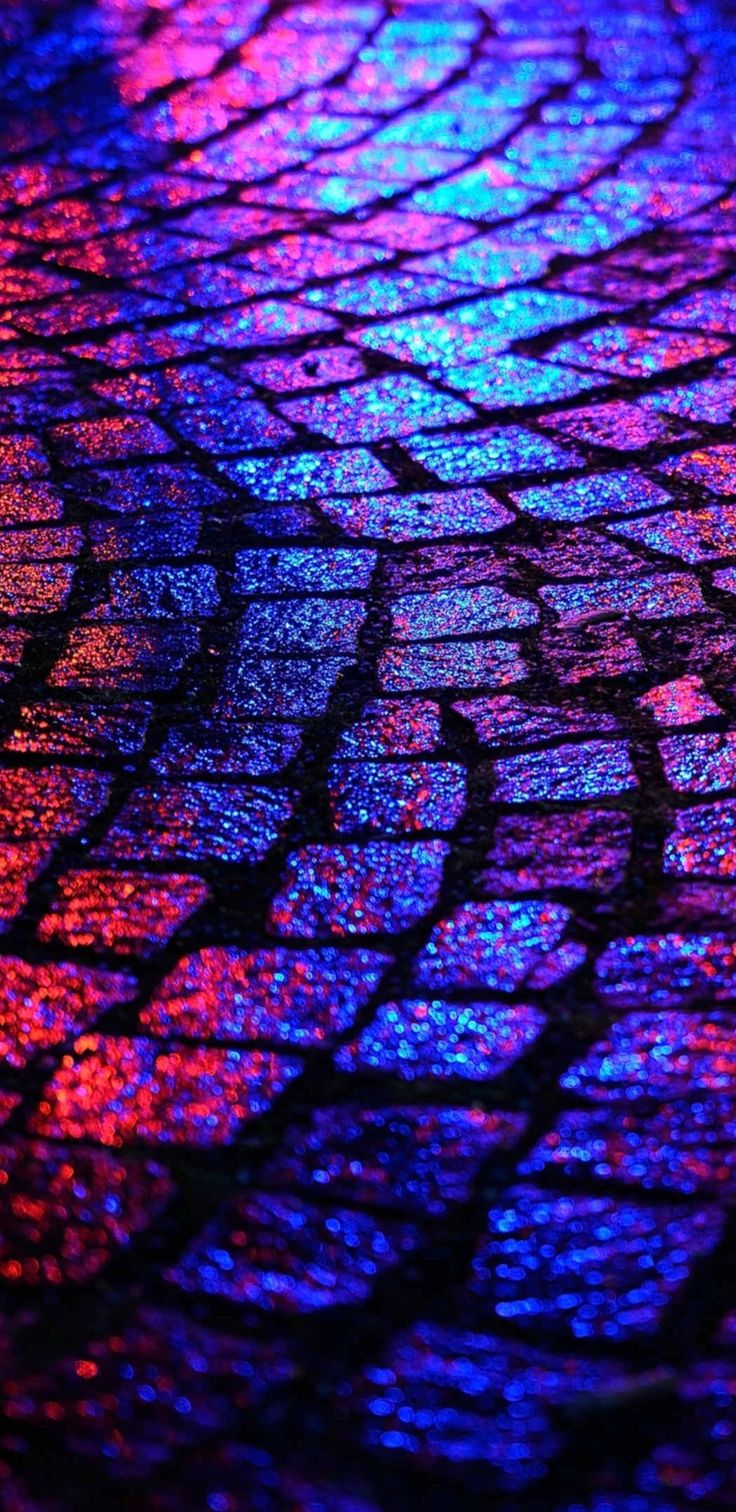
0,0,736,1508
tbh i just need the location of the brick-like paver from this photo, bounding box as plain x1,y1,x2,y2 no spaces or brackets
0,1,735,1507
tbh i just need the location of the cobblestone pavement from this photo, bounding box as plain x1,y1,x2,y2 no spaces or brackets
2,0,736,1507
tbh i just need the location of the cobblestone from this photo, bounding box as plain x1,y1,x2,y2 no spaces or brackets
0,1,736,1507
